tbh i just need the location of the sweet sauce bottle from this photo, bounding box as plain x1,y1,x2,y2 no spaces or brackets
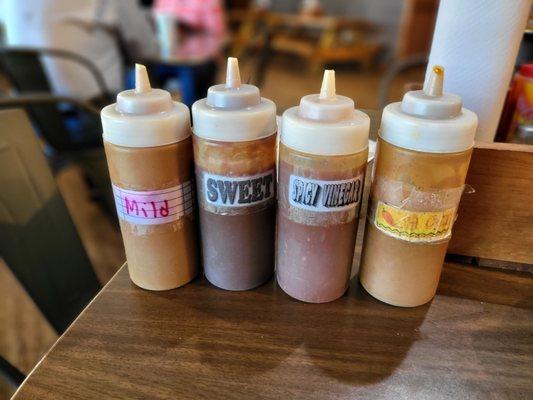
192,57,277,291
359,66,478,307
101,64,198,290
277,70,370,303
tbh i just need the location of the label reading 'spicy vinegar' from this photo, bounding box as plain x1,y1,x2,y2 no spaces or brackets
288,174,364,212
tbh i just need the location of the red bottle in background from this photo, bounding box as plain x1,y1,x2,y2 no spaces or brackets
496,64,533,143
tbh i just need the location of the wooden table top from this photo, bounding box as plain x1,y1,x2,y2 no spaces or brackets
13,260,533,399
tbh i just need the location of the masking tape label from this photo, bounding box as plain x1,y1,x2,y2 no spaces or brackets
288,174,364,212
113,182,194,225
203,169,275,207
374,201,456,242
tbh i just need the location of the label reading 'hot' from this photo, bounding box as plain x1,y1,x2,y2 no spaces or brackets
203,170,275,207
374,201,456,242
288,174,363,212
113,182,194,225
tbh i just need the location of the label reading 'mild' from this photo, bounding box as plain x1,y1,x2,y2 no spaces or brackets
113,182,194,225
289,174,363,212
204,169,275,207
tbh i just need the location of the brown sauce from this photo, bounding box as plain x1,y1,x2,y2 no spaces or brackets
359,138,472,306
104,137,199,290
276,143,367,303
193,133,277,291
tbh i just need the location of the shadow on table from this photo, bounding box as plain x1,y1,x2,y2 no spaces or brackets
150,273,429,388
301,278,428,385
183,274,303,378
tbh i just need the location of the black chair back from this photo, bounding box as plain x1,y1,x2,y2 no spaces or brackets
0,108,101,333
0,48,77,151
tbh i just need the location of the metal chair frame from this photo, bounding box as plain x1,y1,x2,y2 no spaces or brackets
377,54,428,109
0,46,113,103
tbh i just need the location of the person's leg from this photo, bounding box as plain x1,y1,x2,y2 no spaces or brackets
153,64,176,89
127,64,174,90
125,62,215,108
194,60,217,101
125,67,136,89
177,66,197,108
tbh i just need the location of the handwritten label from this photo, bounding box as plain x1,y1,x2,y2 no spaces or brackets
203,170,275,207
374,201,456,242
112,182,194,225
288,174,363,212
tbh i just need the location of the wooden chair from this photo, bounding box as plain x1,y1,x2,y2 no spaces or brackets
266,13,383,73
229,8,270,58
395,0,439,60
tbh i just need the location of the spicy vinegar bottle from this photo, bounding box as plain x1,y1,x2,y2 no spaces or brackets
192,57,277,291
359,66,478,307
277,70,370,303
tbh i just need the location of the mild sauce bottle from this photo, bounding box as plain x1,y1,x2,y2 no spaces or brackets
359,66,478,307
192,57,277,291
101,64,198,290
277,70,370,303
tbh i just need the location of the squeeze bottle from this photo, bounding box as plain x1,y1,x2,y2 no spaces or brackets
192,57,277,291
101,64,198,290
359,66,478,307
277,70,370,303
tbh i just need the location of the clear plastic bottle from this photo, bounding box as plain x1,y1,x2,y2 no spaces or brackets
101,65,198,290
192,58,277,291
277,70,370,303
359,66,478,307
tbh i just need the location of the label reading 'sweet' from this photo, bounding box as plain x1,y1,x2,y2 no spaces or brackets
204,170,275,207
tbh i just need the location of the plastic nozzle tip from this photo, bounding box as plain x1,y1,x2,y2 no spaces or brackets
424,65,444,97
226,57,242,89
319,70,336,100
135,64,151,94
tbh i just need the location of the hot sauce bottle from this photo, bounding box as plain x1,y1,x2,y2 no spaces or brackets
359,66,478,307
101,64,198,290
277,70,370,303
192,57,277,291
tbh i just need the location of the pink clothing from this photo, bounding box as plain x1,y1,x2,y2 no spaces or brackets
154,0,226,35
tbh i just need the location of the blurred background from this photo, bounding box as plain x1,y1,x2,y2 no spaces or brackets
0,0,531,398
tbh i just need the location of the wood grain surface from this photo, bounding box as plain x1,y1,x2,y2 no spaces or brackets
448,142,533,264
13,261,533,400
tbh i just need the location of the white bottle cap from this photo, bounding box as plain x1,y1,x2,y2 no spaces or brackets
280,70,370,156
101,64,190,148
380,65,478,153
192,57,277,142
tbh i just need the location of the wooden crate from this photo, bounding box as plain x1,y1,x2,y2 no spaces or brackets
448,142,533,264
